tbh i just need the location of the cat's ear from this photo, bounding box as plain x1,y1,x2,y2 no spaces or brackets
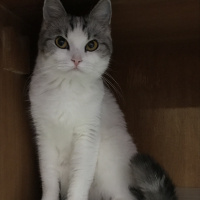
89,0,112,25
43,0,67,22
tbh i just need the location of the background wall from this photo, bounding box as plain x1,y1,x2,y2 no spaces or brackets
0,4,41,200
110,0,200,187
112,42,200,187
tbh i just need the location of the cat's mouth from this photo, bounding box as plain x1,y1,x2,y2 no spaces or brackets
68,66,83,73
57,65,83,73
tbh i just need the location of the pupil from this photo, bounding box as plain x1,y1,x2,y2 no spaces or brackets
58,38,65,46
88,42,94,48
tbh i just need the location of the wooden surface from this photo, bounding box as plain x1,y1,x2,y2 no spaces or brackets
0,4,41,200
111,41,200,187
112,0,199,43
177,188,200,200
2,27,30,74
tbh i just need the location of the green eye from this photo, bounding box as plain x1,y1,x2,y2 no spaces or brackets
85,40,99,52
55,36,69,49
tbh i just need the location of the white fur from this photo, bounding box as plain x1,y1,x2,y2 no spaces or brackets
29,26,137,200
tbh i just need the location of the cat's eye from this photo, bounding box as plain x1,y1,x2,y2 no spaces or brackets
85,40,99,52
55,36,69,49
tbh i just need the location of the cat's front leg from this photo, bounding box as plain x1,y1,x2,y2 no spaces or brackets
38,142,60,200
67,124,101,200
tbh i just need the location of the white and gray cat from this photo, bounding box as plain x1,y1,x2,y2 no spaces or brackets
29,0,177,200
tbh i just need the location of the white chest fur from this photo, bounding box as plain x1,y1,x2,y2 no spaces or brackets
30,73,104,133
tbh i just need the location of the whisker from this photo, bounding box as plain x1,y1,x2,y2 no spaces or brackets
83,62,124,101
101,76,112,91
104,71,122,93
102,75,124,102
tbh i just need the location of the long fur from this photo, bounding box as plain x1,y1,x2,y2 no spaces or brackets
29,0,177,200
130,154,177,200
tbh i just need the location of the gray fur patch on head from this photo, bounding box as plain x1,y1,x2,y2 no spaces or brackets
89,0,112,25
87,15,112,57
43,0,66,21
39,17,68,54
39,0,112,59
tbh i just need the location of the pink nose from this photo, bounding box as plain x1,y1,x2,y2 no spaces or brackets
71,58,82,67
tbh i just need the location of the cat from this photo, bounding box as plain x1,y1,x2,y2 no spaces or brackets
29,0,177,200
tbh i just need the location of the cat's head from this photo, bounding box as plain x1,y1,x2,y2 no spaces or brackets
38,0,112,81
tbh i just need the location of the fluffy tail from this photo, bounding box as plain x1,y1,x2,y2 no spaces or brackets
129,153,177,200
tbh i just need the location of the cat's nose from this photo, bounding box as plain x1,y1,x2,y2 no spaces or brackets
71,58,82,67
